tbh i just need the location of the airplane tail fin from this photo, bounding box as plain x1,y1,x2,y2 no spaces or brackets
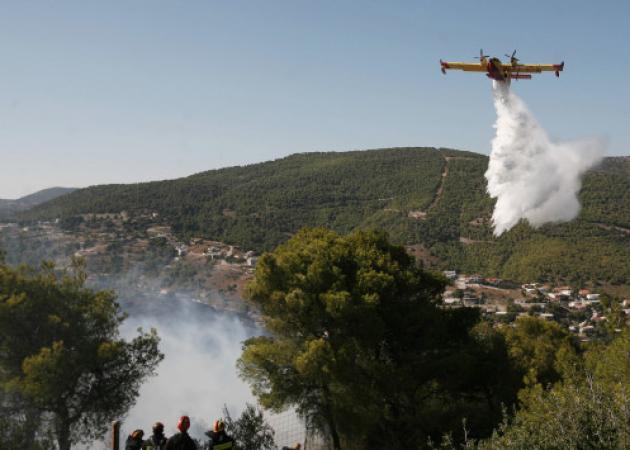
555,61,564,77
440,60,447,75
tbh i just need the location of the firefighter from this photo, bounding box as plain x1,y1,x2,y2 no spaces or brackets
281,444,302,450
205,419,234,450
125,430,145,450
164,416,197,450
143,421,167,450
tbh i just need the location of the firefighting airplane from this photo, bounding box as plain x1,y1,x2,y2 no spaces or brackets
440,50,564,82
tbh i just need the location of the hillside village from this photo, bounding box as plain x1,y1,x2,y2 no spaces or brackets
440,270,628,341
1,210,629,340
0,212,260,318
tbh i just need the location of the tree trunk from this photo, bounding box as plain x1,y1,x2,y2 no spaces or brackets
23,409,41,449
56,417,71,450
322,385,342,450
328,418,342,450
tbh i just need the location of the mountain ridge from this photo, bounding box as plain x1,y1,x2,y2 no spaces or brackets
0,187,76,219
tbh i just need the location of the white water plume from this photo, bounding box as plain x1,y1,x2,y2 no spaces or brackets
485,82,604,235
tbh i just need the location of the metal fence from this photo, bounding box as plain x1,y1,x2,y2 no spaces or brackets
265,409,328,450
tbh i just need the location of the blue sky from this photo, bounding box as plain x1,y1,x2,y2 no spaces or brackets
1,0,628,198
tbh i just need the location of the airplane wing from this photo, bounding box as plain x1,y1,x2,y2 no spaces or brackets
505,63,564,74
440,61,485,72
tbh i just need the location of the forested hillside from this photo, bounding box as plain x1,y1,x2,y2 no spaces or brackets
21,148,630,284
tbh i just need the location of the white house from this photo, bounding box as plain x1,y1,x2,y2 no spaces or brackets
443,270,457,280
175,244,188,257
247,256,259,267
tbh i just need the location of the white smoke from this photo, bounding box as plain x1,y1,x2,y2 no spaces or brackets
485,82,604,235
117,299,306,449
81,298,257,450
118,298,257,443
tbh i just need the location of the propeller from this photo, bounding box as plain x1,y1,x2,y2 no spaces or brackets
474,49,490,60
505,50,519,63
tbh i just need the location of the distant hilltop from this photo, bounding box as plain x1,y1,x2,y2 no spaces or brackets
0,187,76,219
14,147,630,285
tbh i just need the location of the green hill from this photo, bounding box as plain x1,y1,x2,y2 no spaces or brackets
20,148,630,285
0,187,76,219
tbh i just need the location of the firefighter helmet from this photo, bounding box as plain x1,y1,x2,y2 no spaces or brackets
213,419,225,433
153,421,164,434
177,415,190,432
131,429,144,440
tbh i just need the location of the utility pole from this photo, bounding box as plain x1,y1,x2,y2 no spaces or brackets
111,420,121,450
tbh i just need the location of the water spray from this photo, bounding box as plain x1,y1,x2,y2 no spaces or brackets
485,81,604,235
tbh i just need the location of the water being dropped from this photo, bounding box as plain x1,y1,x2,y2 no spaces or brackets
485,81,604,235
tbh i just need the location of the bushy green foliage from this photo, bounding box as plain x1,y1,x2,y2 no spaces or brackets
223,403,276,450
0,260,163,450
502,316,580,387
473,329,630,450
238,228,520,449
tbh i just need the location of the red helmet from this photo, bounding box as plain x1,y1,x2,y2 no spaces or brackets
213,419,225,433
177,415,190,432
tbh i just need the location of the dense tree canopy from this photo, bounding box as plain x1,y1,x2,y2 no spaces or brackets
238,228,518,449
472,329,630,450
502,316,580,387
0,260,163,450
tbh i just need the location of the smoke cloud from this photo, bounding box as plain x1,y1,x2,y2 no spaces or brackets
485,82,604,235
118,297,256,442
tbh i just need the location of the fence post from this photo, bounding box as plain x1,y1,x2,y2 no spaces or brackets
112,420,121,450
